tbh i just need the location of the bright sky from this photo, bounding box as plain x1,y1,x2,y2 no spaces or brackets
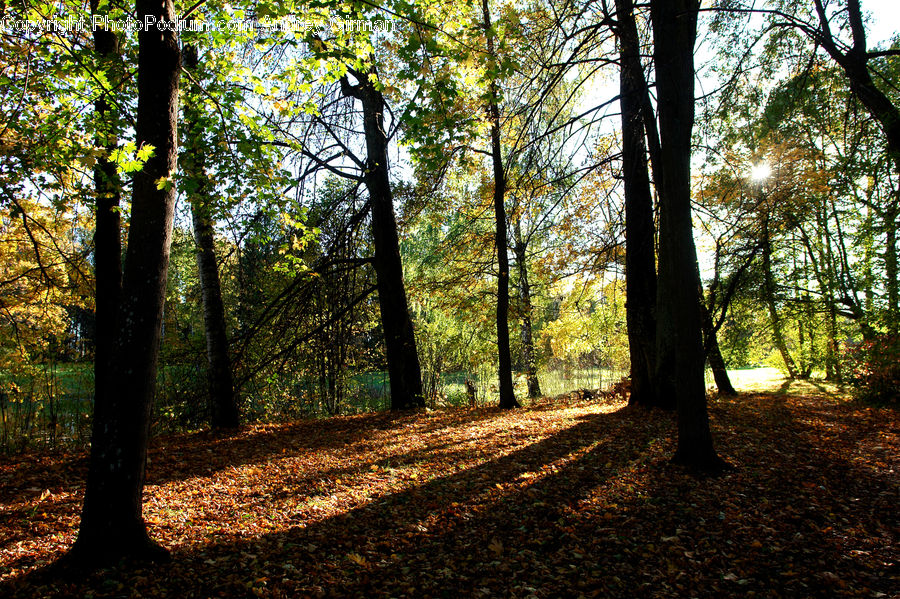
862,0,899,47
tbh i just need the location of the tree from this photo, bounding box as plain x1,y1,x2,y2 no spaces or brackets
339,64,425,410
513,218,541,399
89,0,124,428
481,0,519,410
614,0,662,408
761,0,900,334
181,41,240,429
650,0,726,471
65,0,181,566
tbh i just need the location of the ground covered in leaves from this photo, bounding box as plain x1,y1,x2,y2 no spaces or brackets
1,383,898,598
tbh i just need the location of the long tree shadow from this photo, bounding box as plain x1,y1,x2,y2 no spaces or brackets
0,404,536,548
0,404,518,503
2,402,675,597
668,391,899,598
0,405,529,574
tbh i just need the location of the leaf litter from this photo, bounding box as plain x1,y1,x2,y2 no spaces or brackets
0,390,897,598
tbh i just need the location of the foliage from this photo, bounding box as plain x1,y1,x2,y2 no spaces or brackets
843,334,900,405
0,199,91,374
540,276,629,374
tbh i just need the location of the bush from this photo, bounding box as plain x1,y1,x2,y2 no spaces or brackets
844,334,900,405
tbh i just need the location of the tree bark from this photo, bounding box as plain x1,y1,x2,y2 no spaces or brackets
482,0,519,410
701,300,737,396
341,71,425,410
182,43,240,429
650,0,725,472
89,0,122,442
615,0,662,409
67,0,180,566
514,220,541,399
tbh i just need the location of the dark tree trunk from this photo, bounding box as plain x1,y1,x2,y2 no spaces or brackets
191,193,240,428
616,0,662,409
483,0,519,410
825,302,841,382
514,221,541,399
701,301,737,396
89,0,122,432
66,0,180,567
341,71,424,410
182,43,240,429
650,0,725,472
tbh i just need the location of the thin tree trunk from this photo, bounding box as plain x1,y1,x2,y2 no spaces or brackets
182,43,240,429
616,0,662,409
514,220,541,399
798,220,842,381
761,216,799,378
66,0,180,567
341,71,424,410
885,203,899,335
801,249,816,378
826,303,841,382
650,0,725,472
482,0,518,410
701,300,737,396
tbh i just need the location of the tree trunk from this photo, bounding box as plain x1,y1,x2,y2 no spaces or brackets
191,200,240,428
182,43,240,429
826,302,841,382
616,0,662,409
701,300,737,396
514,221,541,399
761,216,799,378
89,0,122,439
342,71,424,410
650,0,725,472
885,203,899,335
483,0,519,410
66,0,180,567
801,216,842,381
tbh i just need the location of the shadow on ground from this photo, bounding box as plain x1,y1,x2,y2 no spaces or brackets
1,392,897,598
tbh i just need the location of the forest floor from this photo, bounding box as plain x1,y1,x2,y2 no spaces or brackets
0,378,897,598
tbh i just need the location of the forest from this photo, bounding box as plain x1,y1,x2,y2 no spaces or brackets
0,0,898,596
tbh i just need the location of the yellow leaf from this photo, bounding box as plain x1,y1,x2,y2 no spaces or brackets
347,552,368,567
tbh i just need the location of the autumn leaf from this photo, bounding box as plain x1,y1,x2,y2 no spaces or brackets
0,391,897,598
346,552,368,567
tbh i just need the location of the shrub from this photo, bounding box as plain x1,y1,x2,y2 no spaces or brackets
844,334,900,405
